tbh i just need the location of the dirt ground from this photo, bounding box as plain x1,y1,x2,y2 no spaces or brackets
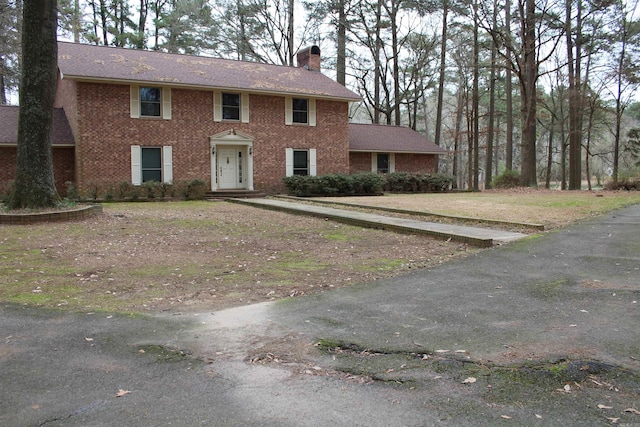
2,190,639,314
0,201,471,313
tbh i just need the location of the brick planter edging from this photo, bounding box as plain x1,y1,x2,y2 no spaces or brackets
0,204,103,225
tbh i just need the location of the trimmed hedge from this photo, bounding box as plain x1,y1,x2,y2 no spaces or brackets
283,172,454,197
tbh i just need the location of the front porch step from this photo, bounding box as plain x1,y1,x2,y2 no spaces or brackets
205,190,267,200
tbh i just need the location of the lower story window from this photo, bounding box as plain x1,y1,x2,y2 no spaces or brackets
377,153,390,173
131,145,173,185
285,148,316,177
142,147,162,182
293,150,309,175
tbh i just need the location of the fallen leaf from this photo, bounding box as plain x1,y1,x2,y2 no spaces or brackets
462,377,477,384
454,350,467,353
115,389,131,398
501,415,512,419
597,404,613,409
607,418,620,423
84,337,94,342
624,408,640,415
534,414,542,419
435,349,449,353
564,384,571,392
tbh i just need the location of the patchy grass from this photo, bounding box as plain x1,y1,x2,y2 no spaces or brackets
316,190,640,228
1,191,637,314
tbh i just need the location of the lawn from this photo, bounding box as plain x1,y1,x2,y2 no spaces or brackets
1,190,638,314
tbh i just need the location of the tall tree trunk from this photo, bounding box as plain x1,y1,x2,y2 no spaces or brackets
336,0,346,86
472,0,479,190
505,0,513,171
434,3,448,173
545,116,554,189
10,0,59,209
485,0,498,189
287,0,294,65
373,0,382,124
520,0,538,187
566,0,583,190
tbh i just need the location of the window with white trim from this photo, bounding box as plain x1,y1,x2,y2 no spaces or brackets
286,148,316,176
222,93,240,120
371,152,395,173
285,97,316,126
131,145,173,185
292,98,308,124
140,87,161,117
130,85,171,119
214,92,249,123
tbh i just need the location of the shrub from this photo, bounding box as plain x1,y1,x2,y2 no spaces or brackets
491,170,522,189
65,181,79,201
0,180,14,203
177,179,206,200
351,172,386,194
424,173,455,192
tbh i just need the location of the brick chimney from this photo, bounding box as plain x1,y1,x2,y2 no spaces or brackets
296,46,321,71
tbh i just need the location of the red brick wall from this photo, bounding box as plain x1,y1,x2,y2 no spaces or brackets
62,81,351,194
0,146,74,196
349,152,372,173
349,152,436,174
394,153,436,173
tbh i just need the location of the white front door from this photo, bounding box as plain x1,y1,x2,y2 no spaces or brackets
218,147,238,189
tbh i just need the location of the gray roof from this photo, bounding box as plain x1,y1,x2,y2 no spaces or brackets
349,123,446,154
0,105,74,146
58,42,361,102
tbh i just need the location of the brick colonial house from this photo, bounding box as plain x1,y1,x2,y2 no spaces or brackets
1,42,444,197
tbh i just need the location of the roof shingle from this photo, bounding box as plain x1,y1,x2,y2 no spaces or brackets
0,105,75,146
58,42,361,102
349,123,446,154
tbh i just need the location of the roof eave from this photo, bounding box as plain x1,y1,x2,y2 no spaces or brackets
349,149,447,154
60,74,362,103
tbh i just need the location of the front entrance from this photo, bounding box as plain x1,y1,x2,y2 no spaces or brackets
210,129,254,192
218,147,240,189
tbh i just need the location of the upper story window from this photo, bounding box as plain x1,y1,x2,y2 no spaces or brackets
130,85,171,120
222,93,241,120
140,87,162,117
292,98,308,124
285,97,316,126
214,92,249,123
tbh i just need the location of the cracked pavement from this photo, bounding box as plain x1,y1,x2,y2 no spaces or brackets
1,204,639,425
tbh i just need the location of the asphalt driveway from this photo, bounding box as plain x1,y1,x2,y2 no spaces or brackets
1,204,638,426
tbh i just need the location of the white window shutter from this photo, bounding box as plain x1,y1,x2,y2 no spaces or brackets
371,153,377,172
285,97,293,125
131,145,141,185
389,153,396,173
163,146,173,183
162,87,171,120
213,91,222,122
241,93,250,123
285,148,294,176
308,99,316,127
309,149,317,176
130,85,140,118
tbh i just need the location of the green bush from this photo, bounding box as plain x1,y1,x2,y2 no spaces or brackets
65,181,79,201
382,172,453,193
176,179,207,200
491,170,522,189
283,172,454,196
351,173,386,194
0,180,14,203
283,173,384,197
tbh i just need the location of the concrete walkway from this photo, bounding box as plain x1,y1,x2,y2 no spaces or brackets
229,197,527,247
